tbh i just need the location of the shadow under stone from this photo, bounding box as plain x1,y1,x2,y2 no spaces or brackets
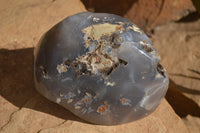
176,12,200,23
166,79,200,118
81,0,138,16
0,48,86,123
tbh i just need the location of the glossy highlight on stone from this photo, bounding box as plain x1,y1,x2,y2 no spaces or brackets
34,12,169,125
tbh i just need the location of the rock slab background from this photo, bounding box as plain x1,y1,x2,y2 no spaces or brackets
0,0,199,132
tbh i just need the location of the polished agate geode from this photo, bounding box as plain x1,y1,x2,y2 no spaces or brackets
34,12,169,125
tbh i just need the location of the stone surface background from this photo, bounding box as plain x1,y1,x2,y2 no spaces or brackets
81,0,195,31
153,17,200,133
0,0,199,133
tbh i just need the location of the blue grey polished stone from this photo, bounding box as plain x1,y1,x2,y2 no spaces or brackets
34,12,169,125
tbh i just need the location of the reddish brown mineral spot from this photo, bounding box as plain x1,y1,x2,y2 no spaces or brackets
97,104,110,115
120,98,131,106
120,98,126,104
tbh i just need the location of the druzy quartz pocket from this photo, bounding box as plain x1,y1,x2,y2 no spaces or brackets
34,12,169,125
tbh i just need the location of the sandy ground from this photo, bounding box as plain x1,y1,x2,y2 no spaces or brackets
152,15,200,133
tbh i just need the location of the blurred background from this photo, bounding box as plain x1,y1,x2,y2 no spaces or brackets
0,0,199,132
